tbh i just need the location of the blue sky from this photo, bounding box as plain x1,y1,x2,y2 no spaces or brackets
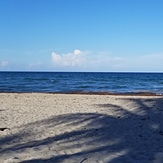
0,0,163,72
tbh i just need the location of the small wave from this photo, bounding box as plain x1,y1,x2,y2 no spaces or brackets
77,85,90,89
97,85,109,89
24,78,49,81
51,80,58,83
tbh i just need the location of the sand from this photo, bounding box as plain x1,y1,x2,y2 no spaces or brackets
0,93,163,163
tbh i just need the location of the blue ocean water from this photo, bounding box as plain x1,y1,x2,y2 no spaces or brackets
0,72,163,94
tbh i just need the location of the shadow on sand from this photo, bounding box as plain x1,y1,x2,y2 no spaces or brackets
0,98,163,162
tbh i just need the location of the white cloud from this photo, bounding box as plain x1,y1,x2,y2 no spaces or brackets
51,50,163,72
108,54,163,72
51,49,87,68
0,61,8,67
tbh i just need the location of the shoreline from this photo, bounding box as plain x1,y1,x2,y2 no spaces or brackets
0,91,162,96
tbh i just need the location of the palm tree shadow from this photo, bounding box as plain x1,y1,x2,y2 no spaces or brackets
0,97,163,163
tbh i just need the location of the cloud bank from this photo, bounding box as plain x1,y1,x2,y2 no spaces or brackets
51,50,163,72
51,49,87,68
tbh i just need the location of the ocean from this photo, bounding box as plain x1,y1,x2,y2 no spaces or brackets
0,72,163,94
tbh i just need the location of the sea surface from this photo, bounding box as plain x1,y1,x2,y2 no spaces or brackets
0,72,163,94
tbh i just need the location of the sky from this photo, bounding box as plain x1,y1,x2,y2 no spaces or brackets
0,0,163,72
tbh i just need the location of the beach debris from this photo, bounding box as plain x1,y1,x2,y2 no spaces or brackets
80,158,88,163
0,127,10,131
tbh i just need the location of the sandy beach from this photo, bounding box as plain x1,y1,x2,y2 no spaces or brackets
0,93,163,163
